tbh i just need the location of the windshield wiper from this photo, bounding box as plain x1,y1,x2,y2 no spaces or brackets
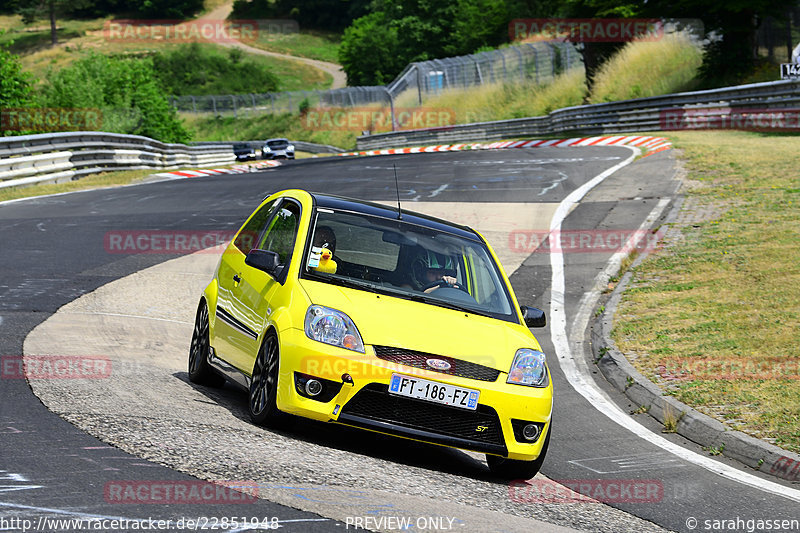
307,272,380,293
409,293,495,318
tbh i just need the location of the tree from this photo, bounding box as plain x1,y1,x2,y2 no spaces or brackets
15,0,89,46
232,0,370,32
128,0,204,19
339,12,403,86
340,0,527,86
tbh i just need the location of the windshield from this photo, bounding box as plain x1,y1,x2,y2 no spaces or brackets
266,140,288,147
302,208,516,321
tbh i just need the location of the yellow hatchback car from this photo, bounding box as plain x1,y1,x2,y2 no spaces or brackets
189,189,553,478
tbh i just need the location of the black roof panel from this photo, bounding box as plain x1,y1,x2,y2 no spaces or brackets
311,192,481,242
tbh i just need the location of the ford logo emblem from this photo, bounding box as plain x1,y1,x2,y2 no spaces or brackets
426,358,451,371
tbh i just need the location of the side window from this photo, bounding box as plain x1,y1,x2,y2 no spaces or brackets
258,201,300,266
235,199,278,255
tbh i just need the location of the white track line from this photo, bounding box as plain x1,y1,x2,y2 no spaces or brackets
547,145,800,503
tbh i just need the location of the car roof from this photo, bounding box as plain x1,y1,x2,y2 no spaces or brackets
310,192,481,243
266,138,289,142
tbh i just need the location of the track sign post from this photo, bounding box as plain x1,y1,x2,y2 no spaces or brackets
781,63,800,79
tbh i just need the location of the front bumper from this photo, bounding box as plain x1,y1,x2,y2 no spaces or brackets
263,151,294,160
276,328,552,460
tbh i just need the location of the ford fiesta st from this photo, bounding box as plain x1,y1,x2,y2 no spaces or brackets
189,189,552,478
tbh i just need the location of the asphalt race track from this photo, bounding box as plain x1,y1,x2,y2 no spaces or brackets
1,148,799,532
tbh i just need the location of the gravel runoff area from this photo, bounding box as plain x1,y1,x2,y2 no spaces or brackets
23,202,671,533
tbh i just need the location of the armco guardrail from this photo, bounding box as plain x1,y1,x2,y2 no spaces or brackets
356,79,800,149
0,131,235,190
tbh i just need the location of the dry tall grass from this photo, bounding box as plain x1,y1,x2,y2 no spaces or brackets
589,32,703,103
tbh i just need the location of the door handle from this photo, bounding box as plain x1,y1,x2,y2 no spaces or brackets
233,274,242,283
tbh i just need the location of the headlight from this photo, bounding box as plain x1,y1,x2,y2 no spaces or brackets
263,147,272,152
507,349,548,387
286,144,295,151
304,305,364,353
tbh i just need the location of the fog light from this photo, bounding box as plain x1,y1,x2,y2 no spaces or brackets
305,379,323,397
522,424,541,442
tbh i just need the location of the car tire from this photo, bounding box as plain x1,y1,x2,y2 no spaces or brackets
188,301,225,387
248,331,288,427
486,422,551,480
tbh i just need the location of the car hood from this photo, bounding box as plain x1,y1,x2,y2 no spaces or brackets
299,279,539,371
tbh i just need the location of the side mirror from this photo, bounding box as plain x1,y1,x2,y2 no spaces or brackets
245,249,280,276
521,306,546,328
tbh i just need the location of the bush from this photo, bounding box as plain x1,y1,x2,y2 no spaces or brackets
38,52,190,142
151,44,280,96
0,47,33,108
0,40,35,136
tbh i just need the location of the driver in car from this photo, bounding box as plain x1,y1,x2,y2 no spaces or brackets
412,250,462,293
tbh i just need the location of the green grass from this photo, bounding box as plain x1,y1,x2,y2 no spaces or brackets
253,53,331,91
589,32,703,103
246,29,341,64
612,131,800,453
0,26,84,55
0,169,158,203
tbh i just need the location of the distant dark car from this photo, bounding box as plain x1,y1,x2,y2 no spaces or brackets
233,143,257,161
262,138,295,160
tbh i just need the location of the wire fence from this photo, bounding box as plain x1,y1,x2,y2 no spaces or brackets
169,42,582,117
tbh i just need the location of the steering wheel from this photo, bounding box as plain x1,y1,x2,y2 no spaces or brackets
422,278,470,293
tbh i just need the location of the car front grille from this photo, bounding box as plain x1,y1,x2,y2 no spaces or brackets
373,345,501,382
338,384,506,454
